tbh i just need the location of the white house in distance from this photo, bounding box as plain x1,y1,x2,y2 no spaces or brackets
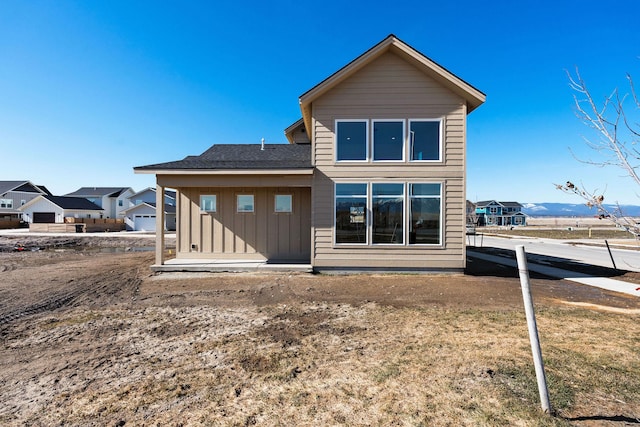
19,195,104,223
0,180,51,221
123,187,177,231
64,187,134,218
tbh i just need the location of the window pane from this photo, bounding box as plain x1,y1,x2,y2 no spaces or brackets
373,121,403,160
410,121,440,161
372,183,403,196
275,195,292,213
200,195,216,212
336,183,367,196
237,195,254,212
410,198,440,244
373,200,403,244
411,183,440,196
336,197,367,243
336,121,367,161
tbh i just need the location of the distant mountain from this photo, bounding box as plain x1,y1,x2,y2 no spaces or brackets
522,202,640,217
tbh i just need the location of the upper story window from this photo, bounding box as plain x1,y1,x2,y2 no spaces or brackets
336,118,442,163
0,199,13,209
336,120,367,161
373,120,404,161
409,120,441,161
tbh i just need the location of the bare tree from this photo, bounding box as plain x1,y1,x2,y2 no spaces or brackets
556,68,640,237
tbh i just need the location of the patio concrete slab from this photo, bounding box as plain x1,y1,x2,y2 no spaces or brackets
151,258,312,273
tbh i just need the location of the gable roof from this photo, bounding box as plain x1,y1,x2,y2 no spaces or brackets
129,187,176,200
475,200,501,207
298,34,486,139
135,144,312,173
123,202,176,215
284,118,305,144
0,180,47,196
20,195,104,211
35,185,53,196
65,187,132,198
475,200,523,208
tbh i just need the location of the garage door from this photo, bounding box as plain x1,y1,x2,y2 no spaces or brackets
134,215,156,231
33,212,55,223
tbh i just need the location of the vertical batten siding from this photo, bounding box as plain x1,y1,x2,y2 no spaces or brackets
175,187,310,261
311,51,468,270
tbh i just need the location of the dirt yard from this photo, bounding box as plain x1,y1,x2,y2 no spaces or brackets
0,235,639,426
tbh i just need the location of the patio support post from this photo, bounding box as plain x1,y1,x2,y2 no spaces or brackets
155,183,165,266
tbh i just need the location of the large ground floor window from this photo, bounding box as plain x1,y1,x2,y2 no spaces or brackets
335,182,442,246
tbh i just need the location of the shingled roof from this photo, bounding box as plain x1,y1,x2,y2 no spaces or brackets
44,195,104,210
134,144,312,172
65,187,130,197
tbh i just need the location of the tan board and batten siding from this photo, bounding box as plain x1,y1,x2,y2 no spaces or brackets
175,186,311,261
311,51,468,270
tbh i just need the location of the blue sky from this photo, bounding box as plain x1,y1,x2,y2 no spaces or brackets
2,0,640,203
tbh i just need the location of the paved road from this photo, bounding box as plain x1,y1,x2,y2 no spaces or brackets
468,234,640,273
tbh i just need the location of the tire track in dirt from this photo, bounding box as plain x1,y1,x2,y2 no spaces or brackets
0,252,150,329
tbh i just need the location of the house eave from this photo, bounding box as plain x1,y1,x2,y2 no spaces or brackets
135,168,314,176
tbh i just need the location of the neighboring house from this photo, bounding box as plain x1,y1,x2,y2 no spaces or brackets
123,203,177,232
0,180,50,220
129,187,176,206
466,200,478,225
475,200,526,226
65,187,135,218
135,34,486,272
123,187,177,231
19,195,104,223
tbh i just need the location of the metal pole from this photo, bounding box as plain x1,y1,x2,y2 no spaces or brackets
604,240,617,270
515,245,552,414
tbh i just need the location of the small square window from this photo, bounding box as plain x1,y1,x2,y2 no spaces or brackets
237,195,254,213
275,195,292,213
200,195,217,212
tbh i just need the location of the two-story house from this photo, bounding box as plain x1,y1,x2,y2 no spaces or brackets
475,200,526,226
122,187,177,231
64,187,135,219
0,181,50,222
135,35,485,272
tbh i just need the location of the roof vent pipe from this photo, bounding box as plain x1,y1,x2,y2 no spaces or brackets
261,138,265,151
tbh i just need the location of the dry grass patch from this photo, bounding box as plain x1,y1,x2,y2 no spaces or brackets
2,301,638,426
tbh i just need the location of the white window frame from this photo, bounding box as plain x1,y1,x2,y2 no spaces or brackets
334,182,368,245
200,194,217,213
371,182,405,245
372,119,405,162
333,181,444,247
274,194,293,213
408,182,443,246
335,119,369,163
408,119,443,162
0,199,13,209
237,194,254,213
